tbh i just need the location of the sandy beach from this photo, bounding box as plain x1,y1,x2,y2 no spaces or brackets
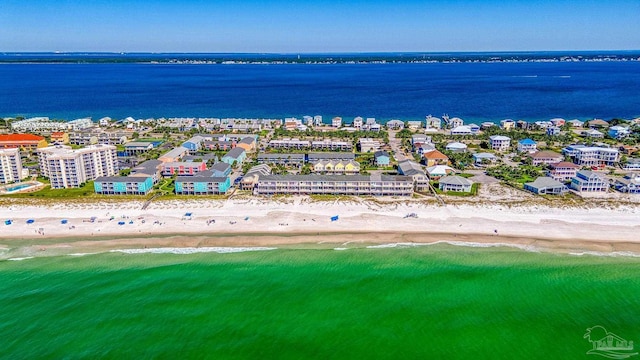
1,195,640,259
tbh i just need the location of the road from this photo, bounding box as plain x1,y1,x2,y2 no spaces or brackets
387,130,410,162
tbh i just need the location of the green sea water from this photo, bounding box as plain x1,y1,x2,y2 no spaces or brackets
1,244,639,359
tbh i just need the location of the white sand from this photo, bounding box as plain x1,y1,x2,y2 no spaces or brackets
1,196,639,244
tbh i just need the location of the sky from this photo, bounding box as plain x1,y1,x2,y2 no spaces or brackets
1,0,639,53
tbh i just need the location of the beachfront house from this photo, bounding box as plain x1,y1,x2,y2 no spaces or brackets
517,139,537,153
94,176,154,195
500,119,516,130
546,162,580,182
386,120,404,130
622,158,640,171
332,117,343,128
570,170,609,193
174,171,231,195
407,121,422,130
613,174,640,194
524,177,568,195
444,116,464,129
530,150,563,166
425,115,441,130
221,147,247,167
489,135,511,152
397,160,429,192
374,151,390,166
567,119,585,128
438,175,474,193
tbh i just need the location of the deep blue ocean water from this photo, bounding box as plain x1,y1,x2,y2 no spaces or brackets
1,61,639,122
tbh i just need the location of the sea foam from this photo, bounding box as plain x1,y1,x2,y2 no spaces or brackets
110,247,277,255
366,241,540,252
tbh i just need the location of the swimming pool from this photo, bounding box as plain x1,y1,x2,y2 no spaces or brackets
1,182,42,194
5,184,33,192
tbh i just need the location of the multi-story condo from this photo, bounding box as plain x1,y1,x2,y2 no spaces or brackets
69,130,129,146
358,138,382,152
0,148,25,184
161,161,207,176
268,139,311,150
307,152,356,162
563,146,619,167
94,176,154,195
255,174,413,196
37,145,118,188
311,160,360,174
11,117,93,132
570,170,609,193
257,153,305,166
174,171,231,195
489,135,511,152
310,140,352,151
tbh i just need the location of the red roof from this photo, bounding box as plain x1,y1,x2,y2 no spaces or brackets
0,134,45,142
423,149,449,160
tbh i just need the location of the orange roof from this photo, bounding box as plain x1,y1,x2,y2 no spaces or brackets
423,149,449,160
0,134,45,142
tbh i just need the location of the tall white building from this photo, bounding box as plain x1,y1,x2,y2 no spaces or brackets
332,117,343,128
37,145,118,188
0,148,24,184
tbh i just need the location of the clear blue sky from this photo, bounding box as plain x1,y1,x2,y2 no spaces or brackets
1,0,639,52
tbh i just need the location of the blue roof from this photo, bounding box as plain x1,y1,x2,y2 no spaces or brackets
519,138,536,145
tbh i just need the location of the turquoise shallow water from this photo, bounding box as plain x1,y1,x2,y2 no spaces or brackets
1,244,639,359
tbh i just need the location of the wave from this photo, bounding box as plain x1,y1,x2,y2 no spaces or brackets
68,253,99,257
110,247,277,255
366,241,539,252
569,251,640,258
7,257,34,261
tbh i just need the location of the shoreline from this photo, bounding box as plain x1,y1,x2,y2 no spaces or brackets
2,197,640,259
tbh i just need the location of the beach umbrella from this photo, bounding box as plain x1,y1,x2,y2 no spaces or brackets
61,219,68,224
26,219,35,224
4,220,12,225
118,221,125,225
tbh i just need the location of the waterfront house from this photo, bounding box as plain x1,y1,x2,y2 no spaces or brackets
570,170,608,193
530,150,563,166
332,117,343,128
221,147,247,166
546,162,580,182
425,115,441,130
210,162,232,178
386,120,404,130
438,175,473,193
0,148,25,184
0,134,48,150
445,142,468,153
374,151,390,166
241,164,272,190
587,119,609,128
162,161,207,176
473,152,497,165
94,176,154,195
550,118,566,127
613,174,640,194
567,119,585,128
407,121,422,130
426,165,455,180
524,177,568,195
489,135,511,152
352,117,363,129
517,139,537,153
500,119,516,130
175,171,231,195
254,174,413,196
423,149,449,167
444,116,464,129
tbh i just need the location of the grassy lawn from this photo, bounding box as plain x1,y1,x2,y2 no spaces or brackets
6,181,97,198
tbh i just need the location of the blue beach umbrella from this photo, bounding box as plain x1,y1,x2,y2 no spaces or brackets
26,219,35,224
61,219,68,224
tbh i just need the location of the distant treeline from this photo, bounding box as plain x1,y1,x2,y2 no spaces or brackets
1,51,639,64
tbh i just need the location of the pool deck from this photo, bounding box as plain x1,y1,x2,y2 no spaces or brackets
0,181,45,195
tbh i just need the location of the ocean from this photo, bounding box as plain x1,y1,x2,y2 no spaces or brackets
1,58,639,122
1,244,639,359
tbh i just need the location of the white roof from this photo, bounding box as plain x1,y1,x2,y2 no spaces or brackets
489,135,511,141
446,142,468,149
426,165,455,175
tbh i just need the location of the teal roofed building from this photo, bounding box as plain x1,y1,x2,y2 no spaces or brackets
175,170,231,195
221,147,246,166
94,176,154,195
